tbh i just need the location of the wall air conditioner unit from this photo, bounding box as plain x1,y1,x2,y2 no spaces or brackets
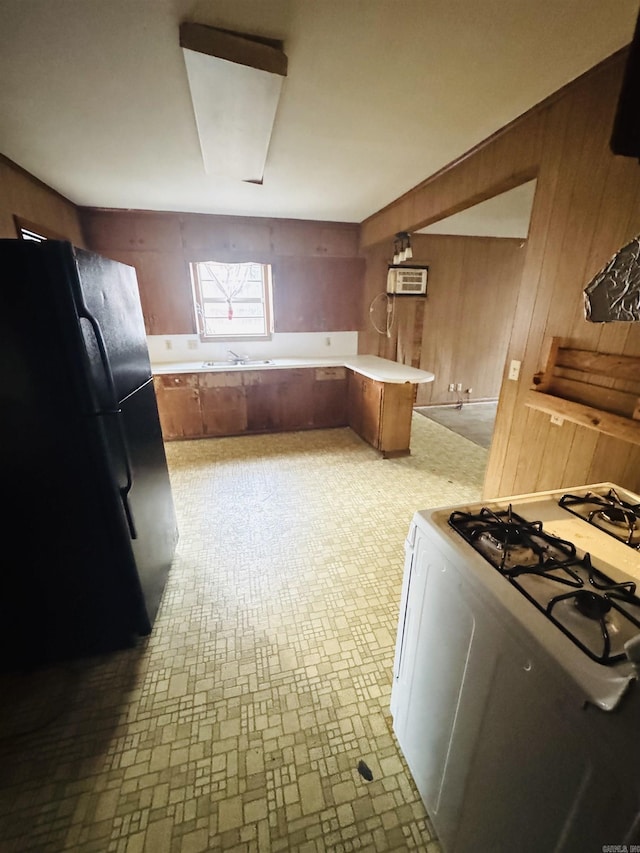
387,265,428,296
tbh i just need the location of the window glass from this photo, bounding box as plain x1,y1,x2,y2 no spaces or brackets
192,261,272,340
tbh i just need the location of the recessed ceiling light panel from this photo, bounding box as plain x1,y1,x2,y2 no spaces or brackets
180,23,287,184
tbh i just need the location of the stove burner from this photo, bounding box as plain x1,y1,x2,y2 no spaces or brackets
485,527,525,548
598,506,633,527
559,489,640,549
573,590,612,620
448,505,640,665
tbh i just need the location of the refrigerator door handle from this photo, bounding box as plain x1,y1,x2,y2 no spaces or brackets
100,407,138,540
113,408,138,540
75,286,120,408
78,297,138,540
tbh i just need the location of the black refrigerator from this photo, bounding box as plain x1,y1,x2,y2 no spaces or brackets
0,239,178,671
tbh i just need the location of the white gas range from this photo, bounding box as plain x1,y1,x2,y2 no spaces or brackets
391,483,640,853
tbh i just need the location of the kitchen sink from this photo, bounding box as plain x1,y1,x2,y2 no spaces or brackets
202,359,274,368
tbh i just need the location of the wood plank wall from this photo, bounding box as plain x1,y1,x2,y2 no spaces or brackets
80,209,365,336
360,234,525,405
360,51,640,497
0,154,85,245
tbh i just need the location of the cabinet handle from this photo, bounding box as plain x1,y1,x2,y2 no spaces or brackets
523,661,532,672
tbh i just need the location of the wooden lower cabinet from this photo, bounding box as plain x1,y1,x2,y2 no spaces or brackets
347,370,414,457
153,373,202,439
313,367,348,427
154,366,414,453
244,368,315,432
154,367,348,440
199,371,247,436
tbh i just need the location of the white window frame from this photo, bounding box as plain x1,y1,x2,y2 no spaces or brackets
191,260,273,342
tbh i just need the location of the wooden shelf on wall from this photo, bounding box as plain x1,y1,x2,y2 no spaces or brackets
525,337,640,446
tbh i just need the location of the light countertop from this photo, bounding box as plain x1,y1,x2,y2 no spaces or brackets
152,355,435,385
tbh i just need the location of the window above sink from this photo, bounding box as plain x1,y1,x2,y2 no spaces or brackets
190,260,273,342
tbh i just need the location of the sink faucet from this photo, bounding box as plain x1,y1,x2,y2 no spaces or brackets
228,349,246,364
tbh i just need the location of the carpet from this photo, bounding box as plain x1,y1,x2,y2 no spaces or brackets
415,401,498,449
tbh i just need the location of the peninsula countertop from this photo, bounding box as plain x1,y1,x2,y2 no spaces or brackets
152,355,435,385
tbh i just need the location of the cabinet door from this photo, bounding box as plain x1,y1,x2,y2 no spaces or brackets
312,367,348,427
278,369,315,430
244,369,315,433
360,376,383,448
378,382,414,454
199,372,247,436
347,369,363,434
244,370,280,433
153,374,202,439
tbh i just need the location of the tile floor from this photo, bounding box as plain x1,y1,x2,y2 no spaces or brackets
0,414,487,852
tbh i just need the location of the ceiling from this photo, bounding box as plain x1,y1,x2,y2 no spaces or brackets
0,0,638,225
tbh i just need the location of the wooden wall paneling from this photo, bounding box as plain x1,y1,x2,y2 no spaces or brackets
407,234,523,407
546,79,622,337
457,238,523,399
272,256,364,332
135,252,195,335
560,427,600,488
81,208,365,335
180,213,274,259
568,156,640,354
510,406,551,491
522,69,639,492
80,245,195,335
317,225,361,257
81,210,140,251
81,210,183,253
394,297,425,368
361,247,394,356
0,156,85,245
134,213,183,252
270,219,360,257
487,85,591,496
585,434,635,488
592,176,640,359
414,235,465,404
533,419,579,492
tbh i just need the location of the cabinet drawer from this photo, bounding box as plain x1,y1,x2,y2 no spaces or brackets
315,367,346,381
156,373,198,390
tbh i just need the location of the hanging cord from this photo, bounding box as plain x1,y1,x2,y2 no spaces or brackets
369,292,396,337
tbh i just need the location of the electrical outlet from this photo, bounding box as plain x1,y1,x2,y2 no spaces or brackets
508,359,521,381
448,383,455,392
456,383,462,392
164,339,172,350
187,339,198,350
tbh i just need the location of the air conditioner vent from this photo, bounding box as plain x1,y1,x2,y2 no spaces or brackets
387,265,428,295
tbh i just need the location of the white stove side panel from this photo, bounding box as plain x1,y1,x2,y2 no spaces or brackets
390,515,639,852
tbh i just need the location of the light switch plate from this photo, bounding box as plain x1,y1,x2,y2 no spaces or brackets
508,360,521,381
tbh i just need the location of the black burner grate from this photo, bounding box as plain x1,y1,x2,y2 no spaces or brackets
559,489,640,550
449,506,640,664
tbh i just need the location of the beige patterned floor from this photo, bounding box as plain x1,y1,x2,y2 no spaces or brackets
0,414,487,852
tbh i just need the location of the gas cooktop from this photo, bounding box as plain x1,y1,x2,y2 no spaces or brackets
448,503,640,665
